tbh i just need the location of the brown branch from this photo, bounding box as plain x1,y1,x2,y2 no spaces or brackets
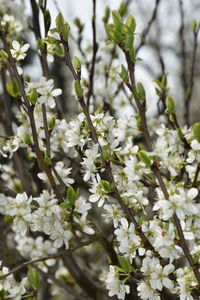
136,0,161,54
0,180,17,198
184,22,200,126
0,239,94,281
86,0,98,108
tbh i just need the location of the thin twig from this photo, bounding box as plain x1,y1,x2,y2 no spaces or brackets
86,0,98,109
136,0,161,54
0,239,94,280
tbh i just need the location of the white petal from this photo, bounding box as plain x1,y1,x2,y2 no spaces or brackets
38,95,47,104
162,277,174,289
48,97,56,108
187,188,198,200
121,217,128,229
12,40,20,50
52,88,62,97
21,43,30,52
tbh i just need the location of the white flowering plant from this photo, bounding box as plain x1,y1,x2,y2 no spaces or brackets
0,0,200,299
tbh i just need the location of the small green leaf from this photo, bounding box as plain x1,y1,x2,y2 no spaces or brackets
118,256,131,273
73,56,81,71
61,23,70,40
54,43,64,56
161,74,167,88
126,16,136,33
166,96,175,113
0,49,8,59
118,1,128,17
138,150,152,167
112,11,123,28
67,186,76,203
124,32,134,50
24,134,33,146
103,7,110,24
191,20,197,32
44,9,51,31
60,202,72,209
48,117,56,129
27,268,40,290
119,65,129,82
193,122,200,143
44,155,51,165
74,18,84,32
28,88,38,103
101,180,111,192
137,82,146,101
56,13,65,32
6,79,21,98
74,80,84,97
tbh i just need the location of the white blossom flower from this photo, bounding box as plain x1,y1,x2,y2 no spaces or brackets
11,41,30,61
105,265,130,300
137,281,160,300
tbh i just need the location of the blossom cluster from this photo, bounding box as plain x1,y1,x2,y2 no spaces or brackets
0,1,199,299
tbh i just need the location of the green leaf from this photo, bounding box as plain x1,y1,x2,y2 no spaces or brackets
161,74,167,88
0,49,8,59
6,79,21,98
24,134,33,146
138,150,152,167
118,256,131,273
191,20,197,32
74,80,84,97
124,32,134,50
48,117,56,129
44,155,51,166
103,7,110,24
136,82,146,101
166,96,175,113
193,122,200,143
101,180,111,192
118,1,128,17
112,11,123,28
102,145,112,160
54,44,64,56
74,18,84,32
44,9,51,31
61,23,70,41
27,268,40,290
60,201,72,209
126,16,136,33
73,56,81,71
67,186,76,203
56,13,65,32
28,88,38,103
119,65,129,82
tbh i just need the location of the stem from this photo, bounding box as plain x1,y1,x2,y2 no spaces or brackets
0,239,94,280
86,0,98,108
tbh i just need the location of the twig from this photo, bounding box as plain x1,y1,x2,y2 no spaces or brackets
184,22,200,126
192,164,200,187
86,0,98,109
0,239,94,280
0,180,17,198
136,0,161,54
